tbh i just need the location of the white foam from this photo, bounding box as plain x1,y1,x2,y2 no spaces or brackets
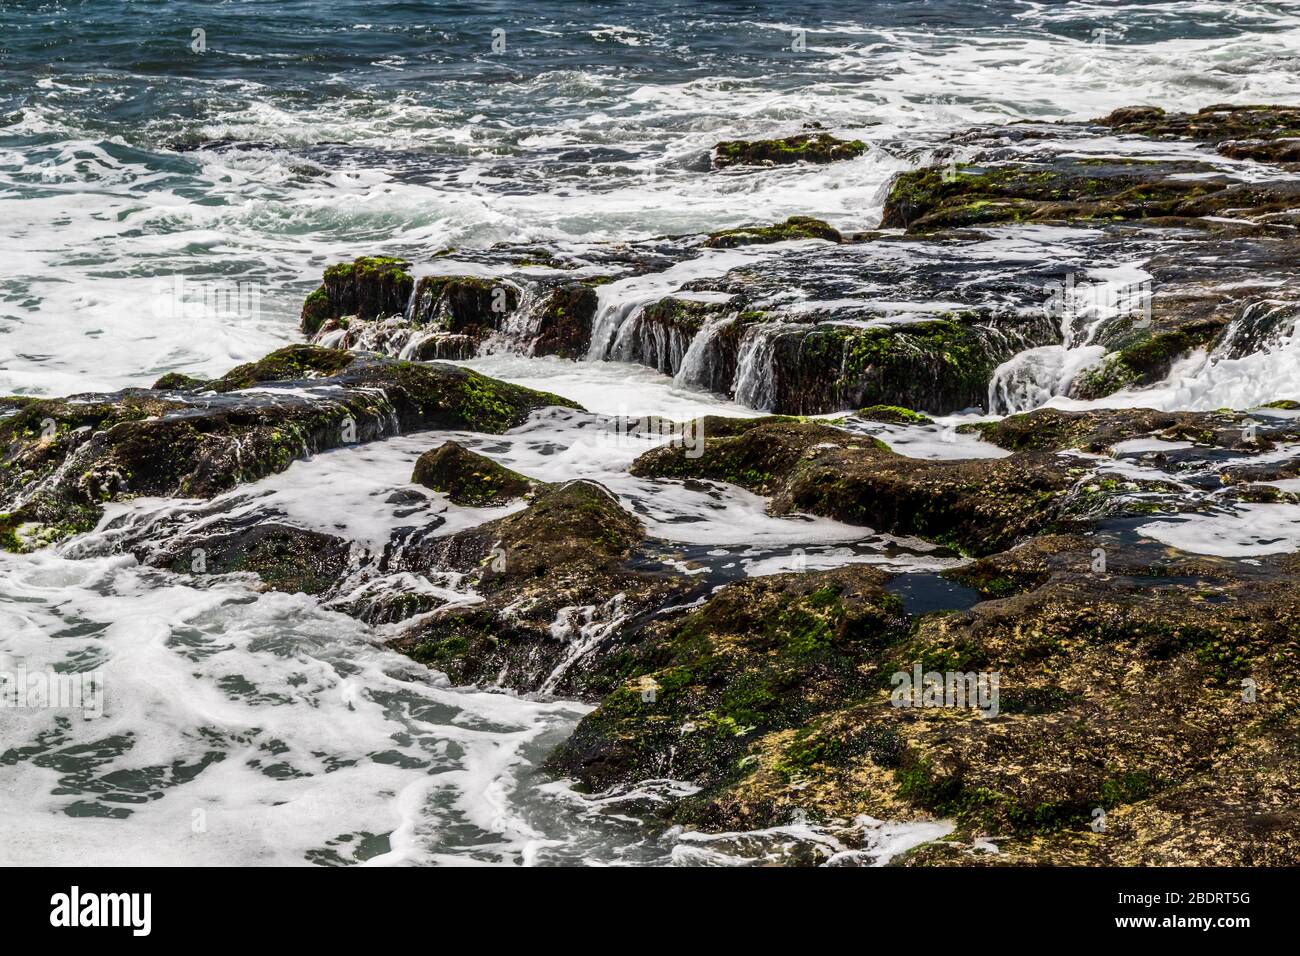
1139,503,1300,557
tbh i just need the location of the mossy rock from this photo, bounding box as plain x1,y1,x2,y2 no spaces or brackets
712,133,866,169
854,405,934,425
407,274,518,336
151,372,211,393
632,418,1076,557
548,565,910,806
1095,103,1300,151
411,440,536,506
389,480,686,696
879,154,1296,233
753,315,1047,416
704,216,842,248
554,533,1300,860
301,255,414,335
0,351,580,551
967,406,1274,454
207,345,357,392
155,523,351,595
0,395,42,415
531,282,601,359
1072,322,1223,400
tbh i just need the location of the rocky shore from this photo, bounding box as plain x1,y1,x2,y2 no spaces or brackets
5,104,1299,865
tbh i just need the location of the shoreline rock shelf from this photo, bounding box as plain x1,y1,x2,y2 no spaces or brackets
6,103,1300,865
295,105,1300,418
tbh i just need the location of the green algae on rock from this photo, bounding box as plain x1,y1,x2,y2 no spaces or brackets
747,314,1051,416
546,534,1300,863
1071,324,1223,399
411,440,537,506
0,348,579,551
153,522,352,596
548,565,910,820
631,418,1078,556
880,112,1300,232
879,157,1266,233
530,281,602,359
390,480,687,697
1095,103,1300,159
853,405,935,426
300,255,414,336
712,132,866,169
966,406,1292,454
704,216,842,248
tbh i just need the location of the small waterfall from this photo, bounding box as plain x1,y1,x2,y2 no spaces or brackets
1137,303,1300,411
480,283,543,355
540,593,629,694
585,247,769,363
587,294,646,361
397,328,440,360
313,326,350,349
989,343,1107,414
404,275,440,325
734,325,778,411
988,266,1151,414
674,315,737,393
609,308,693,376
1214,297,1300,360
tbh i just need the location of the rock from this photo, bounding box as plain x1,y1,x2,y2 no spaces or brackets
0,347,579,551
1072,234,1300,398
1072,324,1222,399
750,313,1055,415
530,282,601,359
880,151,1300,233
151,372,210,393
300,256,414,336
964,406,1284,454
151,523,352,595
606,295,731,380
712,132,866,169
550,533,1300,864
704,216,842,248
406,274,518,337
402,332,479,361
204,344,356,392
1095,103,1300,155
631,418,1081,556
389,480,688,697
302,254,613,363
410,440,536,506
548,565,910,808
880,540,1300,865
1218,137,1300,165
853,405,935,426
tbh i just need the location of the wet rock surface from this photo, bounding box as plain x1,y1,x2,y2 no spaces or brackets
285,105,1300,423
13,102,1300,866
0,347,578,551
711,132,867,169
389,480,690,698
411,440,537,506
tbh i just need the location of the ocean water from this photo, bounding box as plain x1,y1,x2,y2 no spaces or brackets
3,0,1300,866
5,0,1300,393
